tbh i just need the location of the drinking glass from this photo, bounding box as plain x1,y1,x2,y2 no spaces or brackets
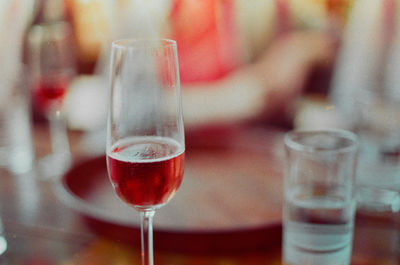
283,130,358,265
106,39,185,265
27,21,76,179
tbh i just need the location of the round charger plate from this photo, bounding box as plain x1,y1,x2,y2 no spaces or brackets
56,126,284,253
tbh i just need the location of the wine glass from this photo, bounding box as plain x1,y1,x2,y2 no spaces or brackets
106,39,185,265
330,0,400,210
27,21,76,179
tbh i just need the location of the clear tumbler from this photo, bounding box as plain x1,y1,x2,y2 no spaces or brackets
283,130,358,265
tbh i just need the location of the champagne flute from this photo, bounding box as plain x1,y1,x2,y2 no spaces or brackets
27,21,76,179
106,39,185,265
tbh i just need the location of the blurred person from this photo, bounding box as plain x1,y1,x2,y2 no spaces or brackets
165,0,344,129
64,0,350,135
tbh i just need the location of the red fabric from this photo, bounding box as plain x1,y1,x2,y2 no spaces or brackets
276,0,291,34
169,0,239,84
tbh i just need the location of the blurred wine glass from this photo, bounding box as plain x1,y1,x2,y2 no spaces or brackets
27,20,76,179
331,0,400,199
329,3,400,263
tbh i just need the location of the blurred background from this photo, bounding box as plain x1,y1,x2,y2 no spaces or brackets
1,0,400,264
1,0,353,161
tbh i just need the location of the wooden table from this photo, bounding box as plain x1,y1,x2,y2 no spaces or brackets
0,123,398,264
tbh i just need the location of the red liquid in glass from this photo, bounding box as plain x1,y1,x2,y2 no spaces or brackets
32,75,69,114
107,136,185,208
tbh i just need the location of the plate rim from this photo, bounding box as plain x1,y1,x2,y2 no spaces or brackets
56,154,282,234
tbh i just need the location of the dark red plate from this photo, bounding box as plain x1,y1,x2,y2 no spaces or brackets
56,126,284,253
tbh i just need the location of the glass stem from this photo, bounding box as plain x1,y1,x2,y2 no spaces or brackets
49,111,71,165
140,210,155,265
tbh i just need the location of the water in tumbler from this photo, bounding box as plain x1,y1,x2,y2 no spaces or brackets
283,187,356,265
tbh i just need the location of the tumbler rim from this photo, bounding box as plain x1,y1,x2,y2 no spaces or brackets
284,129,358,154
112,38,176,50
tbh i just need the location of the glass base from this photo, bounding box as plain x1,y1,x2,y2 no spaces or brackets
36,152,71,180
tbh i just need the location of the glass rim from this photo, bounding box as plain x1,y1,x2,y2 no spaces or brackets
112,38,177,50
284,129,358,154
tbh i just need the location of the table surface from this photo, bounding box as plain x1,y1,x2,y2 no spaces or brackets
0,123,398,265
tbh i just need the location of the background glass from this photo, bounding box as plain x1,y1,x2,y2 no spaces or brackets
329,2,400,263
283,130,358,265
0,75,34,175
27,21,76,179
106,39,185,265
330,0,400,209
